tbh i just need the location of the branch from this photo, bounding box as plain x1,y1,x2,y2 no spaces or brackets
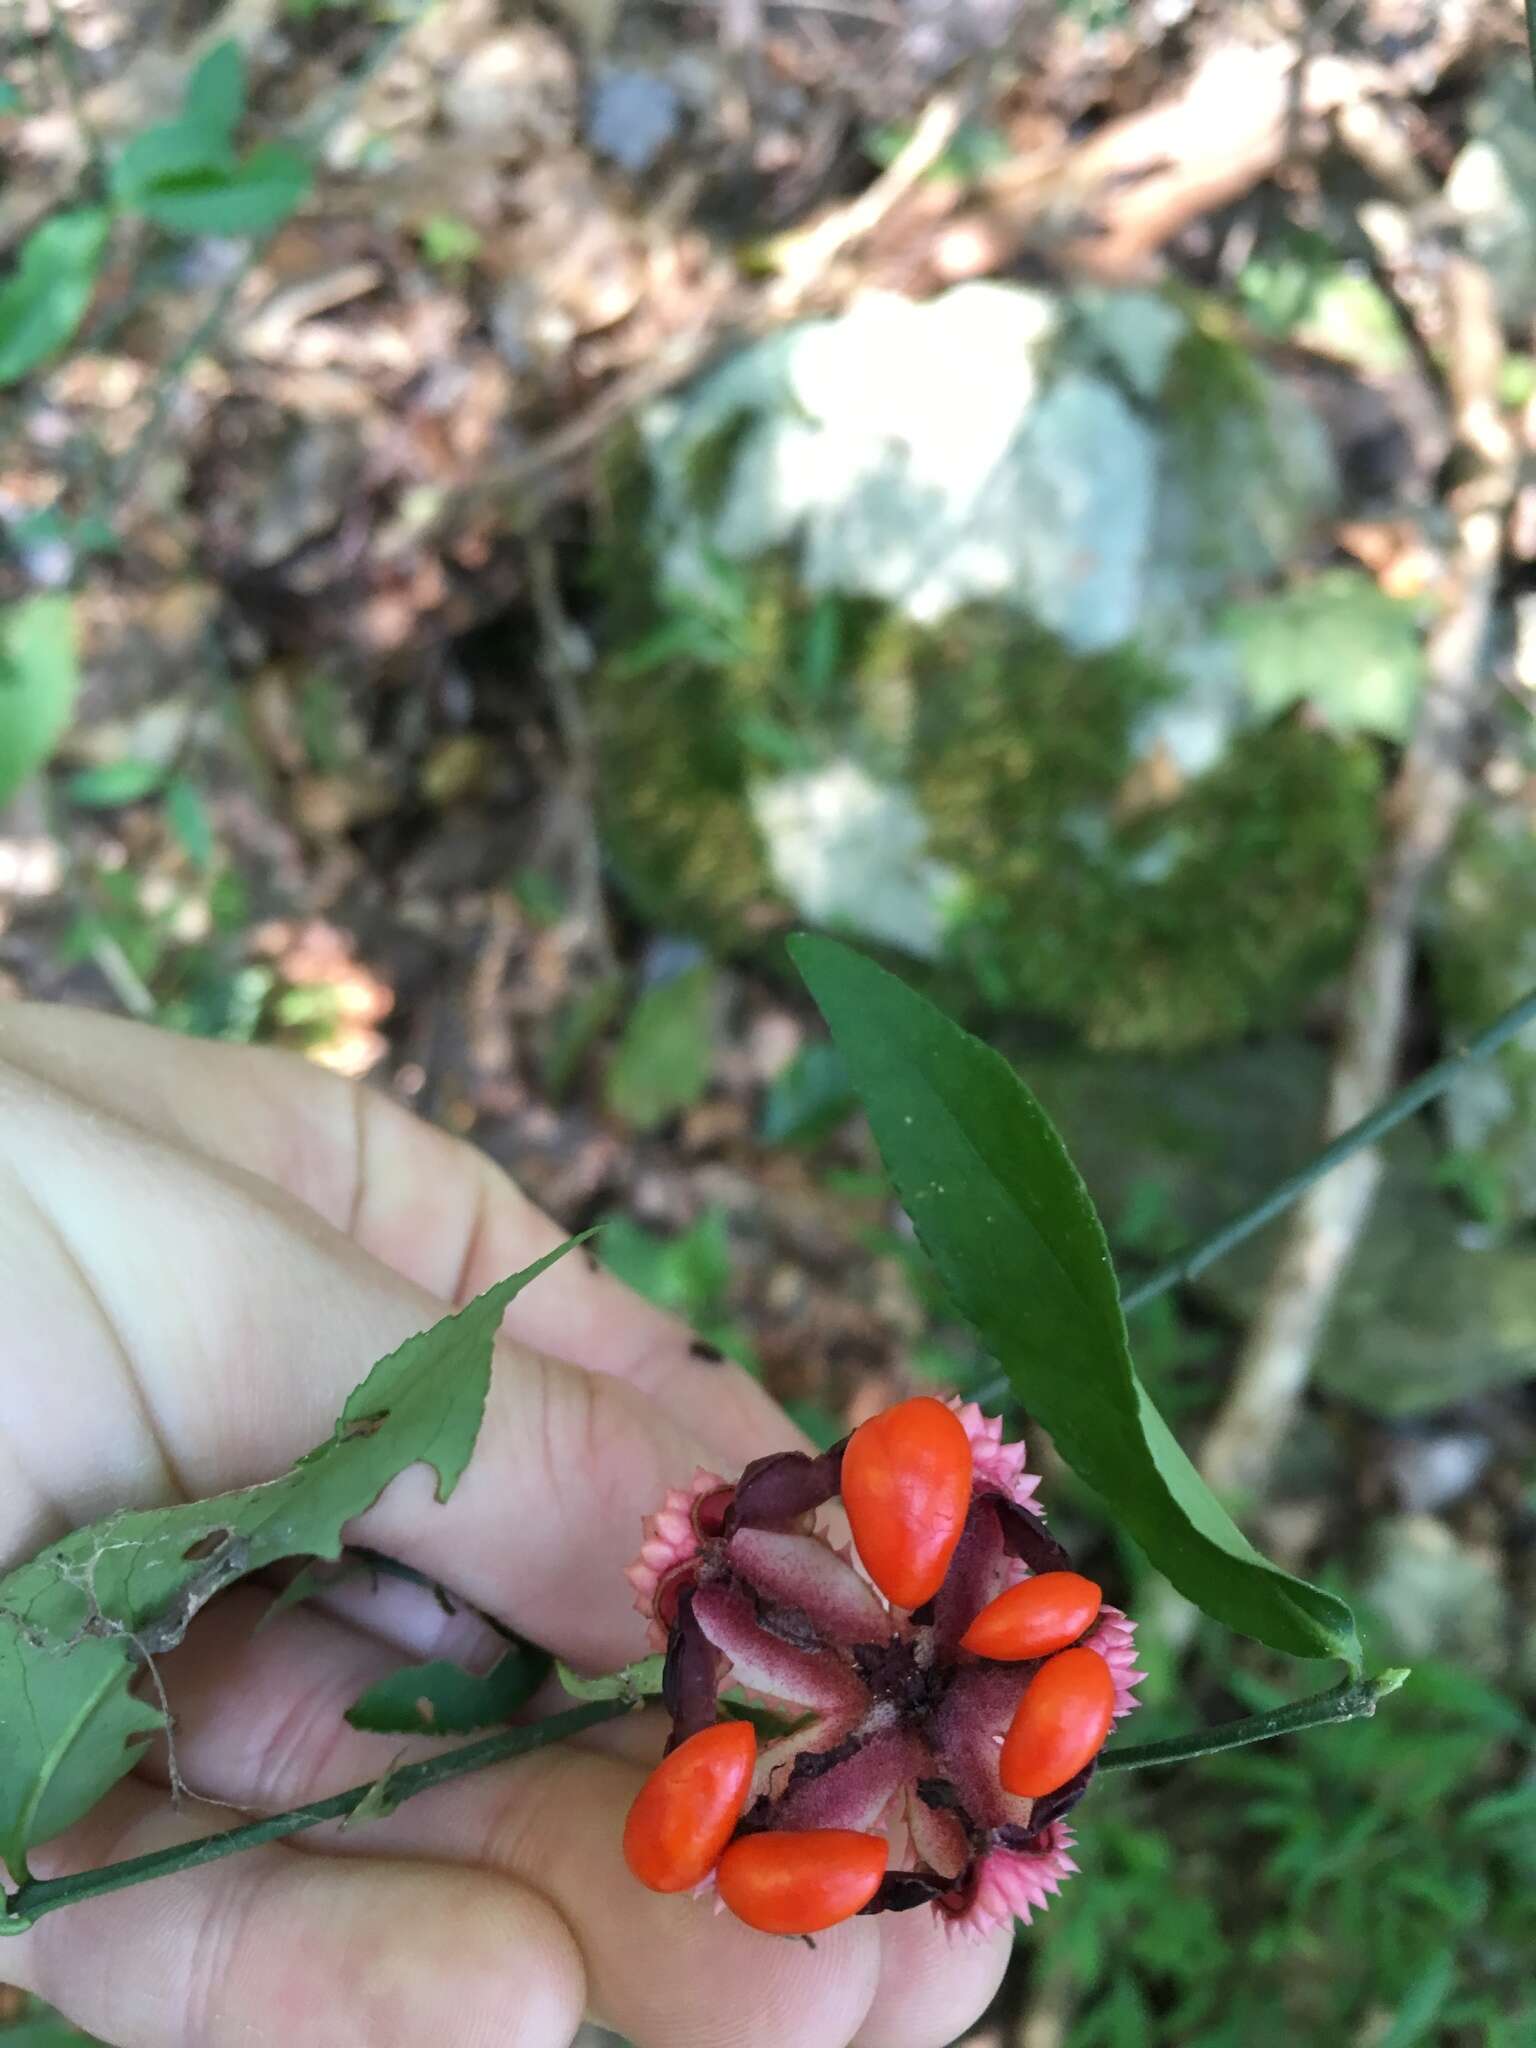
0,1698,629,1935
1098,1669,1410,1775
1198,249,1520,1502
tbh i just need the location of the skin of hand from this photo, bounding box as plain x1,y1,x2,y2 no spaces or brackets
0,1005,1010,2048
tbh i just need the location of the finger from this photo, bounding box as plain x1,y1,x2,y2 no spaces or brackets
0,1003,799,1468
858,1911,1010,2048
9,1780,585,2048
148,1591,886,2048
0,1070,707,1667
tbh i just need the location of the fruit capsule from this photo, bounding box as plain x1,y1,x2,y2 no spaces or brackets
716,1828,888,1935
841,1396,973,1610
960,1571,1103,1661
622,1720,757,1894
999,1645,1116,1799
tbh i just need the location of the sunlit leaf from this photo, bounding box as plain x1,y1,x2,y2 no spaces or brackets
0,210,109,388
0,1239,584,1879
0,596,79,807
66,759,165,808
605,962,715,1131
790,934,1362,1670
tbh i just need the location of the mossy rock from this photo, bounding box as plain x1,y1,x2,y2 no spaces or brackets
589,282,1374,1051
590,580,1381,1051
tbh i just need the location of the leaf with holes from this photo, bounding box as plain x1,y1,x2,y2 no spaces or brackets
0,1239,585,1881
790,934,1362,1671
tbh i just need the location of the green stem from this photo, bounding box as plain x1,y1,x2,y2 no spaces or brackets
973,984,1536,1409
0,1698,628,1935
1120,986,1536,1312
1098,1669,1410,1775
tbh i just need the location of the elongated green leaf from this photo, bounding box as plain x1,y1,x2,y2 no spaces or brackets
183,40,246,141
0,210,109,387
0,1239,584,1879
790,935,1362,1670
606,963,715,1132
111,120,233,208
0,596,79,807
347,1645,547,1735
66,759,166,807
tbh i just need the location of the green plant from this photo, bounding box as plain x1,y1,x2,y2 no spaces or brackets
0,43,312,396
1045,1648,1535,2045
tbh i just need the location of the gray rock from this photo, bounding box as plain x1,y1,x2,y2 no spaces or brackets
586,66,681,174
1384,1430,1493,1514
1359,1514,1509,1676
644,278,1336,676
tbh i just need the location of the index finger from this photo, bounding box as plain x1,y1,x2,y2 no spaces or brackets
0,1002,804,1472
0,1056,720,1668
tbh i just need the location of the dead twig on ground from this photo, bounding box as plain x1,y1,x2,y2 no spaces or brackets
526,535,618,978
762,81,973,306
1198,250,1521,1502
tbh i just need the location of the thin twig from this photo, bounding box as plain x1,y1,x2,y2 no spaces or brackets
526,535,618,975
764,83,973,306
1098,1668,1410,1775
971,980,1536,1411
1198,250,1520,1502
0,1698,629,1933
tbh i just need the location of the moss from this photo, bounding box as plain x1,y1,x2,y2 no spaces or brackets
589,564,1382,1050
905,612,1379,1049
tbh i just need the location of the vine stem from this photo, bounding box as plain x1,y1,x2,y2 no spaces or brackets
1119,982,1536,1316
0,1698,629,1935
972,982,1536,1411
1098,1668,1410,1775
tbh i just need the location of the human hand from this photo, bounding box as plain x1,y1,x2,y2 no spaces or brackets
0,1005,1010,2048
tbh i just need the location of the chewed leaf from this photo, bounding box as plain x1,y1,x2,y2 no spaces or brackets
555,1653,666,1703
346,1645,548,1736
790,935,1362,1672
0,1238,586,1880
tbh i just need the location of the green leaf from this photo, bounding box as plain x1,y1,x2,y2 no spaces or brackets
0,1238,585,1880
0,209,109,387
759,1041,855,1146
0,2003,101,2045
554,1653,666,1703
165,775,215,869
130,142,311,237
183,40,246,141
340,1751,409,1829
605,963,715,1132
66,758,166,808
347,1645,547,1735
789,934,1363,1671
0,596,79,807
112,120,233,208
1226,569,1425,740
0,83,22,115
418,213,482,267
